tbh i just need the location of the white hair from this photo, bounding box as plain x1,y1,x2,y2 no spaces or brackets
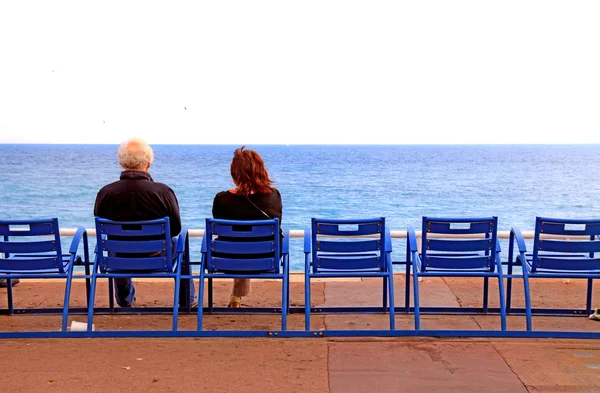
117,137,154,170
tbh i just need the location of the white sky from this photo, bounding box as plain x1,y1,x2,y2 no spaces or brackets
0,1,598,145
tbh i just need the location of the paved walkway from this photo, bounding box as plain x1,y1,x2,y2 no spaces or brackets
2,275,600,392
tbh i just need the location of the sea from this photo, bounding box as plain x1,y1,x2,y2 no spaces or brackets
1,144,599,272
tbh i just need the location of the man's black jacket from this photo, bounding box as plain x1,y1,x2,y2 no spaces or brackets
94,170,181,236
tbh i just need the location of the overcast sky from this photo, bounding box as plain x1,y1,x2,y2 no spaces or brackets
0,1,598,145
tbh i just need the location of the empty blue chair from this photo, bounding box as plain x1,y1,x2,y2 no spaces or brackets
507,217,600,331
198,218,289,331
304,217,395,330
87,217,186,331
0,218,89,332
408,216,506,331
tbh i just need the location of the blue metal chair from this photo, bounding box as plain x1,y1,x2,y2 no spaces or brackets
304,217,396,330
507,217,600,331
87,217,186,332
198,218,290,331
0,218,89,332
408,216,506,331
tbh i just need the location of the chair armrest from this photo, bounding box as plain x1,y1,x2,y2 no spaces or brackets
385,228,392,252
175,228,188,254
510,227,527,253
282,228,290,254
407,227,418,253
68,227,87,254
496,238,502,253
303,227,311,253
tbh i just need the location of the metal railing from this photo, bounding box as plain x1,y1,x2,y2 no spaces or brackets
59,228,536,239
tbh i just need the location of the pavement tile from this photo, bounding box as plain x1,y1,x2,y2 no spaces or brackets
328,341,527,393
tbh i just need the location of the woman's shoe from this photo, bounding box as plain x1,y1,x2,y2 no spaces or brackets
228,295,242,308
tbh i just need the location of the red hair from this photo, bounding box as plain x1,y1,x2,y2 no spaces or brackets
230,146,274,196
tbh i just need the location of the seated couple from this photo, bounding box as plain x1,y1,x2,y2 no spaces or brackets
94,138,282,308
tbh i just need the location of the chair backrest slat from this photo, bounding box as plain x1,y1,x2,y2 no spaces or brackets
311,218,386,273
532,217,600,272
0,257,62,271
315,221,382,237
102,239,168,254
538,219,600,236
0,221,56,236
425,255,491,270
537,256,600,271
317,255,381,270
425,238,491,253
210,222,276,238
95,217,173,273
0,219,64,273
204,218,280,274
426,220,494,235
211,240,275,255
0,240,57,254
316,239,380,253
538,239,600,254
209,257,277,272
421,217,498,272
98,222,167,237
104,256,170,271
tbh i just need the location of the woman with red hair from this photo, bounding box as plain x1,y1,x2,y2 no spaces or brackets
212,146,283,308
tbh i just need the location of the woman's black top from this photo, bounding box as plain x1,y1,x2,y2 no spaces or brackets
211,188,283,260
212,189,282,222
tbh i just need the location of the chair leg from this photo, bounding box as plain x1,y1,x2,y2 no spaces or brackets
108,278,115,312
61,267,75,332
172,272,181,332
197,268,206,331
506,237,515,314
387,260,396,330
208,277,214,312
87,273,99,332
495,272,507,332
282,259,289,331
586,279,593,315
483,277,489,313
305,274,311,331
521,266,532,331
405,262,411,313
84,259,91,307
382,277,388,312
412,262,421,331
7,279,14,314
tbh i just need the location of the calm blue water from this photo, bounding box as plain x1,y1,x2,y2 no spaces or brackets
1,144,599,271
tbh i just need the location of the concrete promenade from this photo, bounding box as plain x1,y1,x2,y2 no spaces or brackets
2,274,600,392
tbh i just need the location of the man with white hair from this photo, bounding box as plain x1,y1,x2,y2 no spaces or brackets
94,137,195,307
